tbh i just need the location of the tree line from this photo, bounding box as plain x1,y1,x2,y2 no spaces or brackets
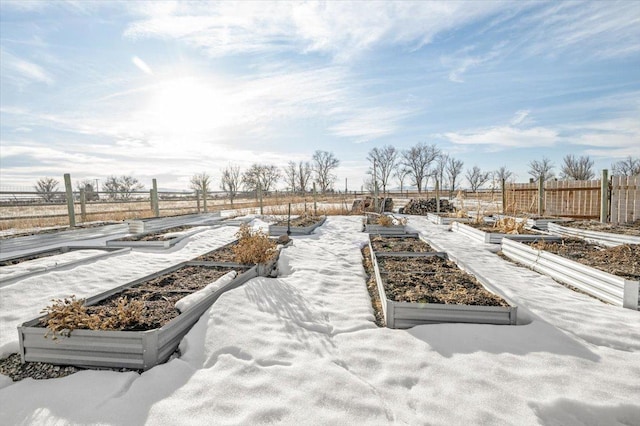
32,151,640,203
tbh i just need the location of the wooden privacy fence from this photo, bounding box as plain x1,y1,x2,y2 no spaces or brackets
504,173,639,223
611,175,640,224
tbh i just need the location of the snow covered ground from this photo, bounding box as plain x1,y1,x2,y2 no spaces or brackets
1,216,639,425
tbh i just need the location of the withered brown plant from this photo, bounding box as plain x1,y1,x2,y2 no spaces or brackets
232,224,277,264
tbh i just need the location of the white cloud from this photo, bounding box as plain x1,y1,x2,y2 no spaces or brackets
132,56,153,75
123,2,509,60
510,110,531,126
328,107,411,143
443,125,558,148
0,49,54,85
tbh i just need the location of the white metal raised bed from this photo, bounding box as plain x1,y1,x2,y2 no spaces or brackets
426,212,472,225
501,238,639,310
106,227,208,248
268,216,326,236
0,246,131,288
451,221,561,244
18,258,279,370
547,222,640,247
368,241,517,328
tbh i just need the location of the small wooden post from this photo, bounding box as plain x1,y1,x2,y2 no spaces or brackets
435,178,440,213
600,169,609,223
313,182,317,216
373,160,379,213
501,178,506,215
80,189,87,222
152,179,159,217
195,190,200,213
203,182,208,213
538,176,544,216
258,182,263,215
64,173,76,227
287,203,291,236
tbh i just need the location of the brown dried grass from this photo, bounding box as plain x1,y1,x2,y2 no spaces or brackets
232,224,277,264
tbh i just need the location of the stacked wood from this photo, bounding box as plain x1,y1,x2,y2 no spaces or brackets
352,197,393,213
401,198,455,215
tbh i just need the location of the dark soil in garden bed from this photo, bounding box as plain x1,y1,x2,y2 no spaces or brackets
118,225,194,241
37,265,241,332
370,235,434,253
194,242,239,263
377,255,509,306
525,238,640,280
273,215,324,227
561,220,640,237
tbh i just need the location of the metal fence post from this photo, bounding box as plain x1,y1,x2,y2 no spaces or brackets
64,173,76,227
600,169,609,223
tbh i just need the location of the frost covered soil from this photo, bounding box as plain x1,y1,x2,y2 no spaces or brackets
1,216,639,425
117,225,196,241
369,235,434,252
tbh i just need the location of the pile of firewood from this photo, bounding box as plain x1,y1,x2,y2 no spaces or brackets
352,197,393,213
400,198,456,215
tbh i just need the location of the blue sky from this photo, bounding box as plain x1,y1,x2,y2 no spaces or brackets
1,1,639,191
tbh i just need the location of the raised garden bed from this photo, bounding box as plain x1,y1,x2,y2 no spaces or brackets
451,221,561,244
367,241,517,328
426,212,472,225
547,221,640,247
106,226,208,248
363,214,407,235
268,216,326,236
18,260,272,370
501,238,639,310
0,246,131,287
369,234,435,253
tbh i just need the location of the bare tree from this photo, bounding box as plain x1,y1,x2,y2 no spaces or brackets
284,161,297,193
611,156,640,176
560,155,594,180
394,167,411,194
400,143,440,193
34,177,59,202
75,179,99,201
102,175,143,200
494,166,514,183
220,164,241,205
312,150,340,193
465,166,491,192
190,172,211,212
446,157,464,196
297,161,312,193
434,153,449,190
528,157,555,181
367,145,398,196
242,164,281,194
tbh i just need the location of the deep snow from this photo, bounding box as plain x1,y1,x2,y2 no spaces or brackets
0,216,639,425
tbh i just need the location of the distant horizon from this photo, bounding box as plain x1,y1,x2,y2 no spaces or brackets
1,1,638,191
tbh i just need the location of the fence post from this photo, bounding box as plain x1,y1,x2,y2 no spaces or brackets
151,178,159,217
313,182,317,216
435,178,440,213
538,176,544,216
80,189,87,222
258,182,263,215
501,179,506,215
600,169,609,223
64,173,76,227
195,190,200,213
